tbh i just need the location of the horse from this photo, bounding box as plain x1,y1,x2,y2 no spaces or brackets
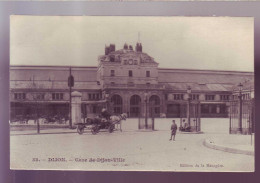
109,113,127,132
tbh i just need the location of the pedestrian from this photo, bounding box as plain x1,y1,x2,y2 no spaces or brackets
170,120,177,141
101,108,111,121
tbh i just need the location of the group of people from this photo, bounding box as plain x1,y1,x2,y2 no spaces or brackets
169,119,191,141
100,107,191,141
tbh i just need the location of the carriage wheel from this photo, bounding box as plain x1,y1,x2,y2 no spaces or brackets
109,124,115,133
91,125,100,135
77,125,84,135
91,127,97,135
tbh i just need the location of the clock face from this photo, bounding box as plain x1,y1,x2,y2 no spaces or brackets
129,60,133,65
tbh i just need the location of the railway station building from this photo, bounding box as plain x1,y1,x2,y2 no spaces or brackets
10,43,254,120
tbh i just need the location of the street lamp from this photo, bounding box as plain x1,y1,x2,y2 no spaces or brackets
238,83,243,134
144,92,148,129
68,67,74,129
187,86,192,126
105,92,110,110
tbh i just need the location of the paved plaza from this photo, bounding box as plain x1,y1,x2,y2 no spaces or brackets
10,118,254,172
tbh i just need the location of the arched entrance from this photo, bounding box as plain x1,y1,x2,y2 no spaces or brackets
149,95,161,117
130,95,141,117
111,94,123,114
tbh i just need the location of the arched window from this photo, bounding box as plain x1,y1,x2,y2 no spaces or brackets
149,95,160,105
111,95,122,105
130,95,141,117
149,95,161,117
130,95,141,105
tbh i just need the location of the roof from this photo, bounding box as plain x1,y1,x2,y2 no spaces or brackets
10,65,254,92
10,81,101,90
232,78,254,91
165,83,234,92
99,49,158,64
10,66,98,82
158,69,253,85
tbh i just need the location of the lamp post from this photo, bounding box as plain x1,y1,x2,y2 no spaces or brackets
68,67,74,129
105,92,110,110
187,86,192,126
144,92,148,129
238,83,243,134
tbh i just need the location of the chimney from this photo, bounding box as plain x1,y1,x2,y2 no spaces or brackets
105,45,110,55
123,43,128,50
135,43,142,52
109,44,115,52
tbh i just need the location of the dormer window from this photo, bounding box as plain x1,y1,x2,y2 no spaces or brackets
110,55,115,62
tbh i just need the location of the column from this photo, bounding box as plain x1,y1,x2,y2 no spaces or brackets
71,91,82,125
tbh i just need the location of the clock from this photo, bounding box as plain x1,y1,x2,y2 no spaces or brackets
128,60,133,65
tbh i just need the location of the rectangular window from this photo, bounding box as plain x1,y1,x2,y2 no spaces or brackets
174,94,183,100
191,94,199,100
14,93,26,100
220,95,229,101
88,93,101,101
110,70,115,76
206,95,215,101
52,93,63,100
129,70,133,77
56,93,59,100
146,71,150,77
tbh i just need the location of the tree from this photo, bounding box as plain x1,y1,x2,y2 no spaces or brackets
27,81,45,134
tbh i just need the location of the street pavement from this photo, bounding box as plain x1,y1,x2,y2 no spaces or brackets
10,118,254,172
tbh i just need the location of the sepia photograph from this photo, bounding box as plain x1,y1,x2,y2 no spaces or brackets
9,16,255,172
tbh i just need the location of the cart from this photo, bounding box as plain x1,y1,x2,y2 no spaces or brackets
75,117,115,135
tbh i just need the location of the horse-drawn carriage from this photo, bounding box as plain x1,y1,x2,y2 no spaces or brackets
75,113,127,135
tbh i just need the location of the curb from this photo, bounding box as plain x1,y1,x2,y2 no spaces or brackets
179,131,203,134
137,129,157,132
10,131,78,136
203,139,254,156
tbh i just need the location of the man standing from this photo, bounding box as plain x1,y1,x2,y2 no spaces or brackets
101,108,111,121
170,120,177,141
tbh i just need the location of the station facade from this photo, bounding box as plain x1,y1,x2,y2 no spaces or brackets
10,43,254,120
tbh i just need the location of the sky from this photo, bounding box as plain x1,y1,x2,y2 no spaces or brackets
10,16,254,72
